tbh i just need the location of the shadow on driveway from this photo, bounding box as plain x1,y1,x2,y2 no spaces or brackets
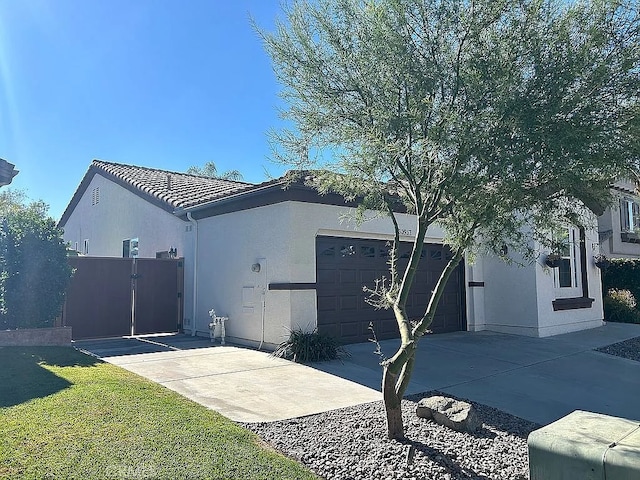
313,323,640,425
74,333,216,359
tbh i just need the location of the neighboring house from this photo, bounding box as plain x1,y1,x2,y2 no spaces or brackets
0,158,18,187
60,159,605,347
598,179,640,259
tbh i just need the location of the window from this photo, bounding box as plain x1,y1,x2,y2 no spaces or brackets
620,198,640,242
83,239,89,255
551,227,595,311
555,227,578,288
339,244,356,257
123,238,139,258
360,246,376,258
552,227,581,297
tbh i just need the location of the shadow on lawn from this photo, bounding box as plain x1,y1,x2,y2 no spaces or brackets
0,346,100,408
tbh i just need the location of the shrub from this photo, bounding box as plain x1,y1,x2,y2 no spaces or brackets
272,328,348,363
603,289,640,324
601,259,640,306
0,191,73,329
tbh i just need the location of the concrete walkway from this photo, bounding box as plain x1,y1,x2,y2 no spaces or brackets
75,323,640,426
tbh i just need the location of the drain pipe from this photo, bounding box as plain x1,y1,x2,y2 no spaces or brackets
258,287,266,350
187,212,198,336
258,258,267,350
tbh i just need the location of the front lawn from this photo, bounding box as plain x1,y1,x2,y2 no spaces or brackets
0,347,317,480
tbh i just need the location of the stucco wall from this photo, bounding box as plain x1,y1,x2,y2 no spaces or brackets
188,200,446,347
62,174,187,258
599,204,640,259
481,252,540,336
534,228,604,337
187,199,605,345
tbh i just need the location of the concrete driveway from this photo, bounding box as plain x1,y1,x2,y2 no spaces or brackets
75,322,640,426
74,334,381,423
318,322,640,425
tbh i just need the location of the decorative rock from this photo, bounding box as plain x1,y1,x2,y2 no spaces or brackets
416,395,482,432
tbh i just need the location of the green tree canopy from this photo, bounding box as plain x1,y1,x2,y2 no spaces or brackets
186,161,244,181
0,190,73,329
261,0,640,439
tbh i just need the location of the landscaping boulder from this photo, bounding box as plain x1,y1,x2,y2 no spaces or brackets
416,395,481,433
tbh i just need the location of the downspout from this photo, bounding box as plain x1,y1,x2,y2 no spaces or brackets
187,212,198,336
257,258,267,350
259,285,266,350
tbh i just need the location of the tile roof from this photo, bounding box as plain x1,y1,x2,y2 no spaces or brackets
59,159,259,226
92,159,254,209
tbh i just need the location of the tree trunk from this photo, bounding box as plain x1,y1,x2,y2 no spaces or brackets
382,366,404,440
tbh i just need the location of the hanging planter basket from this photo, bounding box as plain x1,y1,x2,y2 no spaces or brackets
544,253,562,268
594,254,610,270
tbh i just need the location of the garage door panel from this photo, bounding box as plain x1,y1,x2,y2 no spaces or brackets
317,296,338,312
430,314,445,330
317,268,338,284
339,295,358,310
413,270,428,285
316,236,464,344
340,321,361,338
339,269,357,283
414,292,429,308
360,269,378,284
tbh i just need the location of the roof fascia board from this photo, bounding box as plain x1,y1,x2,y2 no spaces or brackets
176,182,362,220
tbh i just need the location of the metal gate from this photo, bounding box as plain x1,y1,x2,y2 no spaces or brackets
62,257,183,340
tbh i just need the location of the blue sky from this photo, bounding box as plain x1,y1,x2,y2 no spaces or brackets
0,0,288,220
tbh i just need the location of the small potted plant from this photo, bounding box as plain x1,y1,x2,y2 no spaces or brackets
594,254,610,270
544,253,562,268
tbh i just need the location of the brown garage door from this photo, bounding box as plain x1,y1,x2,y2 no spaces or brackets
316,236,464,344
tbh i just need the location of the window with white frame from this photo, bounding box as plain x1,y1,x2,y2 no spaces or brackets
123,238,139,258
553,227,582,297
620,197,640,241
83,239,89,255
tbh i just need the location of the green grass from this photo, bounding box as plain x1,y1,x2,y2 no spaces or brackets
0,347,318,480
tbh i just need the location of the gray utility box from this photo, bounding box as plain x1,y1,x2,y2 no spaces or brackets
528,410,640,480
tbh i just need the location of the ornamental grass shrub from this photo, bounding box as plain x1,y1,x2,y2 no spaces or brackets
271,328,348,363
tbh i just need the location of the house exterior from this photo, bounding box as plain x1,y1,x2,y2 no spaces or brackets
598,179,640,259
60,160,605,347
60,160,251,259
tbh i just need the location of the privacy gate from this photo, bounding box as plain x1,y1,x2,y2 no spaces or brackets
62,257,183,340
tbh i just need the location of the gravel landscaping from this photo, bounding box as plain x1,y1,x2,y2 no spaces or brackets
595,335,640,362
244,392,539,480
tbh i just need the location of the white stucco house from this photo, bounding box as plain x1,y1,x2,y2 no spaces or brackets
60,159,605,347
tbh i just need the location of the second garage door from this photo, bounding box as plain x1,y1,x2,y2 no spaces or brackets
316,236,464,344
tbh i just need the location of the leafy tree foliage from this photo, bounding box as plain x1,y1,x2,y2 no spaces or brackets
0,191,73,329
261,0,640,439
186,161,244,181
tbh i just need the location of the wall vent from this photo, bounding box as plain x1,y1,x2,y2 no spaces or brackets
91,187,100,205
